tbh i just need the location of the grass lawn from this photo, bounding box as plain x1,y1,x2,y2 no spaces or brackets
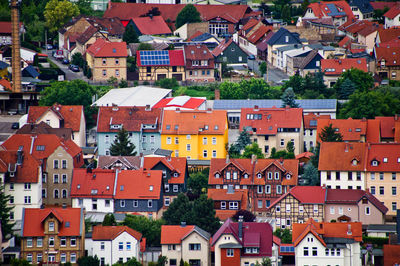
173,87,215,99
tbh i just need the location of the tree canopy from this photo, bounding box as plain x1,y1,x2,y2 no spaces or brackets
122,214,165,246
0,185,14,239
229,130,251,158
281,87,299,108
232,209,256,222
318,124,343,142
187,168,209,197
175,4,201,29
44,0,80,32
241,143,264,159
102,213,116,226
273,228,292,244
110,127,137,156
220,79,282,99
269,142,295,159
123,24,139,44
333,68,374,94
302,162,319,186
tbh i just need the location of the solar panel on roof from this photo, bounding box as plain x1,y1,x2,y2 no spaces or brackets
140,50,170,66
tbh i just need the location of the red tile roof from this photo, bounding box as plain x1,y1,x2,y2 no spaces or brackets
295,152,314,160
161,225,196,244
247,25,272,45
209,158,299,186
240,107,303,135
115,169,162,199
307,1,354,20
375,46,400,67
378,38,400,48
357,24,381,37
214,210,238,221
211,219,273,257
184,44,214,69
303,113,330,129
377,27,400,43
2,134,83,168
319,142,367,171
0,21,22,34
338,20,378,36
242,18,259,32
97,106,162,133
321,58,367,76
208,189,248,220
0,150,40,183
316,118,368,142
143,156,187,184
132,16,172,35
383,245,400,266
92,225,142,241
136,50,185,67
27,103,84,132
22,208,83,237
71,168,116,198
338,36,351,49
87,38,127,58
292,218,362,247
153,97,205,110
366,143,400,172
268,186,325,210
375,116,400,139
162,110,227,135
0,79,12,91
384,5,400,19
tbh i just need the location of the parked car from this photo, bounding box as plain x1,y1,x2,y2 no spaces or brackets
46,44,53,50
69,64,79,72
62,58,70,65
11,122,19,129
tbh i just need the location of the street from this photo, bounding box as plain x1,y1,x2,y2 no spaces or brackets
247,58,289,85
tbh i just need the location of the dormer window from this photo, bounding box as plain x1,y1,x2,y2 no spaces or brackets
257,173,262,178
352,159,358,166
49,222,55,232
371,160,378,166
244,173,249,179
215,173,220,178
383,157,388,163
149,185,153,191
286,174,291,179
173,172,179,177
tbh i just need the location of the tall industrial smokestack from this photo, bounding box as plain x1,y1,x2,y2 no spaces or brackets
10,0,22,93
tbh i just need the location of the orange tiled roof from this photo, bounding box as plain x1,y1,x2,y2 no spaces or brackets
71,168,116,198
316,118,367,142
143,157,187,184
0,150,40,183
115,169,162,199
92,225,142,241
303,113,330,129
160,225,195,244
319,142,367,171
87,38,127,58
27,104,83,132
366,143,400,172
307,1,354,20
321,58,367,76
23,208,83,237
384,4,400,19
375,46,400,67
162,109,227,135
0,79,12,91
377,27,400,43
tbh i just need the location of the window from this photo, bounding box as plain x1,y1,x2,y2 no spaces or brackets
189,243,201,250
229,201,238,210
392,202,398,211
227,249,234,257
393,173,397,180
379,186,384,195
54,189,59,199
265,185,271,194
165,197,170,206
175,150,179,157
380,172,384,180
257,186,263,194
27,238,33,247
212,150,217,158
53,174,59,184
150,135,155,143
348,172,353,180
371,186,375,194
24,183,31,190
304,247,309,256
53,160,59,169
101,242,105,250
312,247,317,256
62,189,67,198
9,196,14,204
174,137,179,144
187,144,191,151
276,206,280,212
299,205,304,213
37,253,42,263
71,253,76,263
339,207,343,215
115,58,119,65
365,206,370,215
49,237,55,247
115,69,120,77
221,201,226,209
280,139,285,147
336,248,341,256
49,222,54,231
10,212,14,220
61,237,66,247
371,172,375,180
203,137,207,145
119,242,123,250
186,134,191,140
142,135,147,143
24,196,31,204
105,199,110,207
258,200,263,208
27,254,32,263
148,200,153,208
167,137,171,144
173,185,179,192
62,159,67,169
286,204,291,212
276,185,282,194
274,172,280,180
314,205,318,213
212,137,217,145
61,253,66,263
37,238,43,247
102,58,107,65
393,187,397,196
203,150,208,158
120,200,125,207
62,174,67,183
330,207,335,214
71,237,76,247
127,242,131,251
268,172,273,180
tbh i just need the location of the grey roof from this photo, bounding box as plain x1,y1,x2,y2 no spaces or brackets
326,3,346,17
22,65,39,78
214,0,242,4
349,0,373,14
267,27,301,46
153,148,173,157
366,224,396,232
2,246,21,253
81,146,97,154
276,44,304,52
191,33,217,42
219,243,243,248
298,50,321,69
213,99,337,110
188,159,211,166
324,237,356,244
308,43,335,51
0,61,9,69
182,226,211,241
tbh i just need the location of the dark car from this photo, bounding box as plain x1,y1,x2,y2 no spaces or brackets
69,64,79,72
11,122,19,129
247,55,256,60
62,58,70,65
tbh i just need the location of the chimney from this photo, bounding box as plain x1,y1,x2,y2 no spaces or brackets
345,143,349,152
238,216,243,240
175,108,180,113
215,89,220,100
227,184,234,194
207,108,212,113
395,114,399,121
254,105,259,111
149,14,153,20
279,157,284,164
397,209,400,244
347,224,352,235
145,104,151,111
181,221,186,227
226,154,230,164
62,203,67,209
251,154,257,165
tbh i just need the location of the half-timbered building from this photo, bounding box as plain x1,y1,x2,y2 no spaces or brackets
266,186,325,230
209,157,298,216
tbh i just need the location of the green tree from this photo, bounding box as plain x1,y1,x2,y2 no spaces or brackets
102,213,116,226
261,257,272,266
303,162,319,186
1,185,15,240
123,215,165,246
232,209,256,222
119,79,128,88
71,52,85,68
283,74,304,95
110,127,137,156
286,141,295,154
127,56,136,72
162,193,193,225
338,78,356,99
301,0,310,12
137,43,153,50
281,87,299,108
11,259,30,266
241,143,264,159
220,79,281,99
259,61,267,76
273,228,292,244
77,256,100,266
319,124,343,142
155,78,179,91
123,24,139,44
44,0,80,32
333,68,374,94
188,168,209,196
179,259,185,266
157,256,168,266
107,76,119,87
175,4,201,29
230,129,251,157
125,258,142,266
309,144,320,169
221,62,233,78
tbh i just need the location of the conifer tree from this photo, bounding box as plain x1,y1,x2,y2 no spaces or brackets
110,127,137,156
281,87,299,108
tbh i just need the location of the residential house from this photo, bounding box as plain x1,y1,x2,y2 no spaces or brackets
374,46,400,81
240,106,304,156
173,22,210,40
161,224,211,266
161,109,228,160
211,218,275,266
184,44,215,82
130,16,172,36
287,50,323,77
375,27,400,46
86,225,142,265
267,186,326,230
136,50,185,81
71,168,116,214
0,21,24,45
2,134,84,207
96,106,163,156
74,26,106,57
27,103,86,147
292,219,362,266
349,0,373,20
97,156,141,170
20,207,85,265
16,122,73,141
212,38,248,66
143,156,188,208
0,150,42,222
114,169,163,219
302,1,355,27
357,24,381,53
86,38,128,82
153,96,206,111
319,142,368,190
320,58,368,87
324,189,388,224
238,20,272,56
92,86,172,107
256,32,274,61
274,44,311,71
303,113,330,152
267,28,302,65
384,5,400,28
209,158,299,215
208,187,248,221
187,31,220,44
375,116,400,143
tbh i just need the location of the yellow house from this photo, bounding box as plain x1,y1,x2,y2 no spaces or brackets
161,109,228,160
136,50,186,81
86,38,127,82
